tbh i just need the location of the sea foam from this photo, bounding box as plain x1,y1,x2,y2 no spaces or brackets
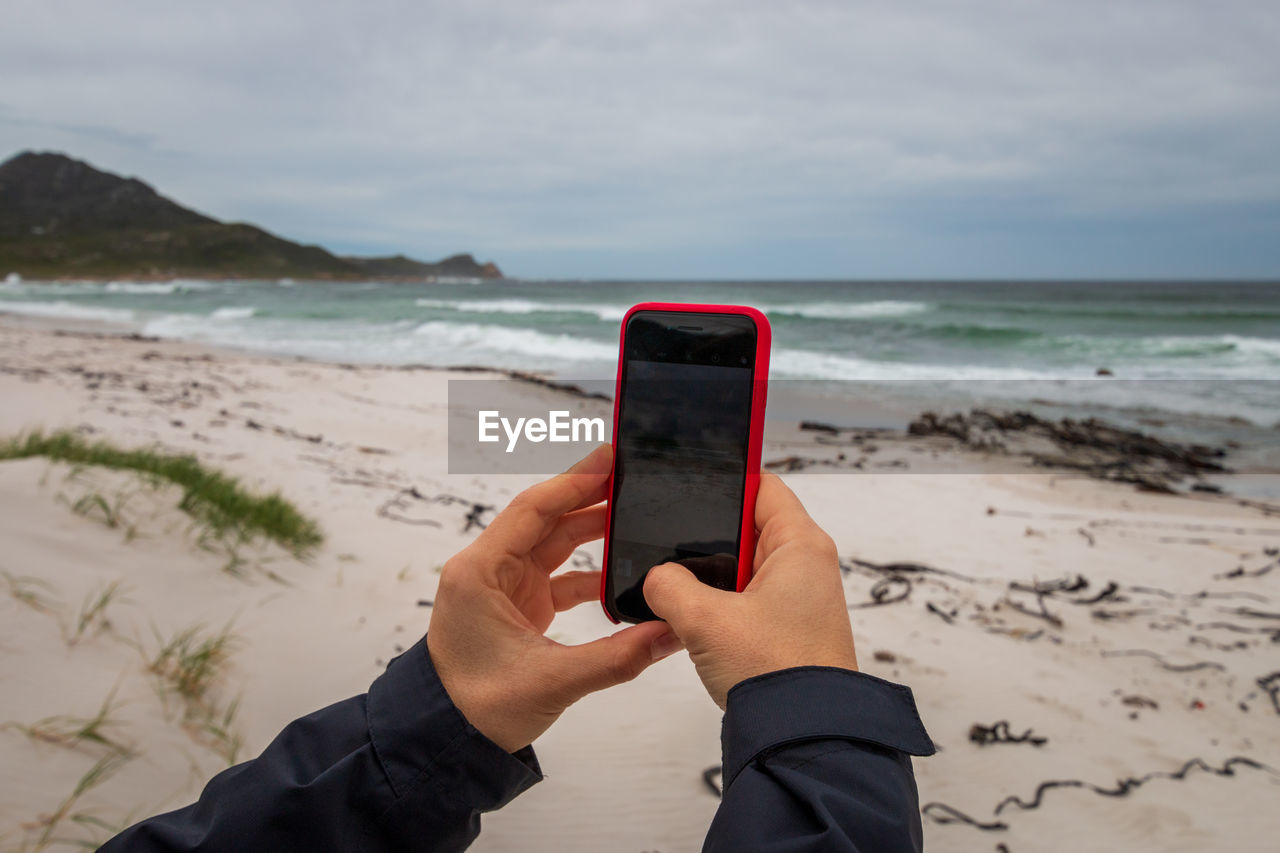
411,320,616,362
763,300,930,320
0,300,136,323
415,298,628,321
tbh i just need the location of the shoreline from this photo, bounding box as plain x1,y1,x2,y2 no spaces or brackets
5,310,1277,500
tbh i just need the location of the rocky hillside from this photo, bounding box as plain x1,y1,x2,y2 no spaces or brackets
0,151,502,280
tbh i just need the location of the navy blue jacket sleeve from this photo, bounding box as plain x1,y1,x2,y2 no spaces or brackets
100,637,541,852
705,666,935,853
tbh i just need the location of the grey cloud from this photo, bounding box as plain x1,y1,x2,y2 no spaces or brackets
1,0,1277,276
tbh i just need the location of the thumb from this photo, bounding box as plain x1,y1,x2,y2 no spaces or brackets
553,620,676,700
643,562,722,636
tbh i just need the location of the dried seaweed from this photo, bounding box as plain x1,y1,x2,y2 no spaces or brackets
920,802,1008,831
1009,575,1088,596
1090,607,1157,622
1220,606,1280,621
1100,649,1226,672
1258,672,1280,714
849,576,913,609
926,756,1278,837
969,721,1047,747
1076,581,1123,605
1134,586,1268,603
1215,550,1278,580
847,558,980,583
1188,636,1250,652
1001,590,1064,629
926,602,958,624
992,756,1276,815
376,487,494,531
907,409,1228,492
702,765,723,797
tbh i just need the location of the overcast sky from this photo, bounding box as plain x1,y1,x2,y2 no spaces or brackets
3,0,1278,278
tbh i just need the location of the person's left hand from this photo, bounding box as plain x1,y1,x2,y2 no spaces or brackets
426,444,681,753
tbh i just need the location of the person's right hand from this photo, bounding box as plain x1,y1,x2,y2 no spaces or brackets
642,472,858,708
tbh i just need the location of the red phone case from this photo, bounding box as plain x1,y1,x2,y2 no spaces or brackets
600,302,772,623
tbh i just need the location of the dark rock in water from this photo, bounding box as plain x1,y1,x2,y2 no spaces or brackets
1096,367,1114,376
906,408,1229,493
800,420,841,434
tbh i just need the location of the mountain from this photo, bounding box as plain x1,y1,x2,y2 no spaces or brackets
0,151,503,280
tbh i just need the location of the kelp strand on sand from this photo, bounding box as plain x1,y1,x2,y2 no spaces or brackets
922,755,1280,833
1100,649,1225,673
921,802,1009,831
376,486,493,531
993,755,1278,815
1259,672,1280,714
969,721,1046,747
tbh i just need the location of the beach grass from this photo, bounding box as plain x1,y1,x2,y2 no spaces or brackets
191,695,243,767
65,580,130,646
149,624,238,704
6,689,131,756
149,623,245,765
31,751,133,851
0,430,322,556
2,569,59,613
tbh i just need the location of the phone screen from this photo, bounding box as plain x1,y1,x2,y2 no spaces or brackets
606,311,758,622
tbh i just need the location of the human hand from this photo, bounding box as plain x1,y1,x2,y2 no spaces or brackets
643,472,858,709
426,445,679,753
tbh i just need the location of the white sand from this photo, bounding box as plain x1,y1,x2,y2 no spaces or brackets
1,319,1277,852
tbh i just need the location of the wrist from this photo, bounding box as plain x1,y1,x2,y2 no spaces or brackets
426,634,527,753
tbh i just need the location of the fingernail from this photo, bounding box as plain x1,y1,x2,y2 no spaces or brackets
650,629,684,661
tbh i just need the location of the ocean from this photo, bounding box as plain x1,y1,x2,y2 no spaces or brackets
2,276,1278,441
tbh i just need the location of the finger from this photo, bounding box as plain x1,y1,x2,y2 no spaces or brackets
643,562,728,637
480,444,613,556
753,472,814,533
529,504,608,573
552,620,676,699
549,570,604,611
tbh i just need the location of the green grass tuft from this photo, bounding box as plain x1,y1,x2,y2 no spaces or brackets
32,751,133,850
6,688,132,755
65,580,131,646
2,569,60,613
149,624,238,704
149,623,246,765
0,430,322,556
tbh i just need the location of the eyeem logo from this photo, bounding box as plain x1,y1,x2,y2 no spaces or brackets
479,410,607,453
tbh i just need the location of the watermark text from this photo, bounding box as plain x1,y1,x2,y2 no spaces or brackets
478,410,607,453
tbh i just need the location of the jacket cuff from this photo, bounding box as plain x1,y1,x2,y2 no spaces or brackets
367,636,542,812
721,666,934,789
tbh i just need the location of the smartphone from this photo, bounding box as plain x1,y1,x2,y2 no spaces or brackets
600,303,771,623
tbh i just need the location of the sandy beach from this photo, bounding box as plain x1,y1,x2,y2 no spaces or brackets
1,315,1278,852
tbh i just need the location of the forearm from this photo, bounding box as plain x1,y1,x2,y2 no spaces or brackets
705,667,933,853
101,637,541,852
